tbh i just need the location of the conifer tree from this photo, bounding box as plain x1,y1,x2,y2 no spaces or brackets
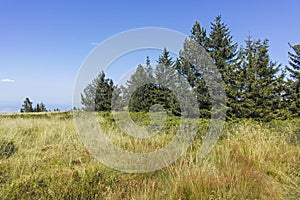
20,98,33,112
237,37,286,121
286,43,300,117
33,102,47,112
125,58,157,112
155,48,175,88
81,71,115,111
155,48,180,115
94,72,114,111
35,103,40,112
207,15,239,118
207,15,238,74
177,22,211,117
39,102,47,112
190,21,208,49
21,99,48,113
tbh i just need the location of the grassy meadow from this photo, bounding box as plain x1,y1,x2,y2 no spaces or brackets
0,111,299,199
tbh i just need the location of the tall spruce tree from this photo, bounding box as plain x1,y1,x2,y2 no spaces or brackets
177,21,211,117
237,37,286,121
208,16,238,73
207,15,239,119
286,43,300,117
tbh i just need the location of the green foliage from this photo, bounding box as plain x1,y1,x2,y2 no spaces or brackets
207,15,239,119
174,16,296,121
207,15,238,73
176,16,237,118
20,97,33,112
177,23,211,118
236,37,287,121
33,102,47,112
286,43,300,117
79,16,299,121
125,50,182,116
190,21,208,48
125,63,158,112
81,71,118,111
0,140,16,159
20,98,47,113
95,72,114,111
154,48,181,115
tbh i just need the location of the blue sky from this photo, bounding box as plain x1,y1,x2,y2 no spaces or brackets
1,0,299,112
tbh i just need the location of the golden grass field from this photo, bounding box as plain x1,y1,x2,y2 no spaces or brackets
0,112,299,199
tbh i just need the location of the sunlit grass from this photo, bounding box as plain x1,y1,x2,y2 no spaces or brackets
0,112,299,199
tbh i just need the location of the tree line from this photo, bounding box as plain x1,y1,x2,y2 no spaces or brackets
82,15,299,121
20,98,64,112
20,97,48,112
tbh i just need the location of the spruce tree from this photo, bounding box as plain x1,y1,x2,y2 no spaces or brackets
20,98,33,112
155,48,180,115
39,102,47,112
207,15,239,119
34,103,40,112
94,72,114,111
81,71,115,111
125,58,157,112
237,37,286,121
207,15,238,73
155,48,175,88
190,21,208,49
286,43,300,117
177,21,211,117
33,102,47,112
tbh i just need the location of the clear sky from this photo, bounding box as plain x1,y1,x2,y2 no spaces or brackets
1,0,299,112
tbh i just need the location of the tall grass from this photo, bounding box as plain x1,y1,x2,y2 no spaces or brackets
0,112,299,199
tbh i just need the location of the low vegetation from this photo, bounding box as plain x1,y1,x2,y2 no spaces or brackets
0,111,299,199
0,140,16,159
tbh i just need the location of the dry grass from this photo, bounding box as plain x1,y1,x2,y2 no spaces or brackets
0,112,299,199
